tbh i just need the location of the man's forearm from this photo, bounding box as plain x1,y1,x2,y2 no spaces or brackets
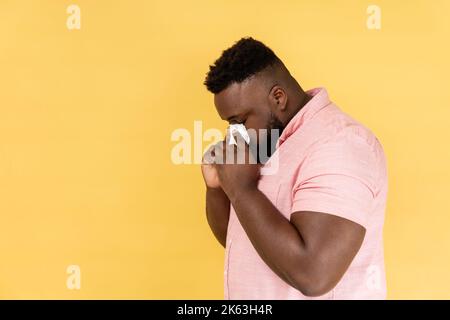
206,187,230,247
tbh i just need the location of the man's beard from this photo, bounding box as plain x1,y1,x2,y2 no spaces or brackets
257,112,284,164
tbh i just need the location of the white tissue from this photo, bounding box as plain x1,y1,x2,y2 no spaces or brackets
228,124,250,145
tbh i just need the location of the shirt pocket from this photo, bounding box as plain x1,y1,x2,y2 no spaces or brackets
258,181,293,219
274,182,294,219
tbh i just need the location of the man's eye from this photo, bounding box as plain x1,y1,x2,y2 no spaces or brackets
228,119,246,126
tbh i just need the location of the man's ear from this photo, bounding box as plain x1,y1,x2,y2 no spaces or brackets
269,85,288,111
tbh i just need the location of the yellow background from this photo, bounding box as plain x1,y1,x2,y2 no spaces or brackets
0,0,449,299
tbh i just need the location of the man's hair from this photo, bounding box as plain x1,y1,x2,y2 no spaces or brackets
204,37,281,94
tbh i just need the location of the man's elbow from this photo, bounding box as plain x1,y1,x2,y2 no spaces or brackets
288,270,338,297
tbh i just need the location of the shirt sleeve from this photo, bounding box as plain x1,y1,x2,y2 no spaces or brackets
291,129,379,229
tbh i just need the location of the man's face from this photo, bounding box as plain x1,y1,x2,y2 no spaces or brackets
214,79,284,162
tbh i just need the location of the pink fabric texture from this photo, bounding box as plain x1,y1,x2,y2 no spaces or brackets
224,88,388,299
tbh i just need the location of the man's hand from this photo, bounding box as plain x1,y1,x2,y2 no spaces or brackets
201,144,221,189
213,139,261,201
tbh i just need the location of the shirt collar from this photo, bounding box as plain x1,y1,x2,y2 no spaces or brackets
276,87,331,148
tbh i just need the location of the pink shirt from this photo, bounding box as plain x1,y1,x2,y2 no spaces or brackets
224,88,388,299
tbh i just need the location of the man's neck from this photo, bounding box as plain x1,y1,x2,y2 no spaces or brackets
283,91,312,128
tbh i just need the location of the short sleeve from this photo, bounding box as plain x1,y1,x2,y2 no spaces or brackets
291,129,379,229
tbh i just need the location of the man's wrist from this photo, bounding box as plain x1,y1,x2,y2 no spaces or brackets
206,186,229,199
228,185,259,205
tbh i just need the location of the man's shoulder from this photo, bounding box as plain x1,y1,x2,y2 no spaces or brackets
314,103,382,151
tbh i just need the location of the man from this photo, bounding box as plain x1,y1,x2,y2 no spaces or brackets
201,37,388,299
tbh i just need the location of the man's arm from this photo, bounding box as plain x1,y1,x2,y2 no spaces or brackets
205,186,230,248
211,131,374,297
229,187,365,297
